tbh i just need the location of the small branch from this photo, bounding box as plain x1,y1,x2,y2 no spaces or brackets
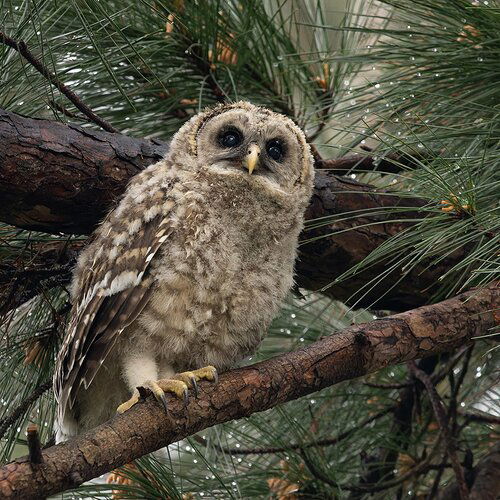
0,238,78,316
438,442,500,500
302,433,442,493
459,410,500,426
0,284,497,499
409,362,469,500
364,381,410,390
0,31,118,133
363,349,469,392
26,425,43,464
314,151,419,175
0,381,52,440
195,407,392,455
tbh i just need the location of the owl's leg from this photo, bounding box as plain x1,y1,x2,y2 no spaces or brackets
118,355,218,413
117,351,159,414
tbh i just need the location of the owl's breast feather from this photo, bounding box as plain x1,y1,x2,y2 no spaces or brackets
136,173,301,369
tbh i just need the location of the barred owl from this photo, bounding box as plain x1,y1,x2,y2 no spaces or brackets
53,101,314,442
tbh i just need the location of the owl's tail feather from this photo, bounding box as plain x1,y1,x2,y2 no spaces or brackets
54,409,79,444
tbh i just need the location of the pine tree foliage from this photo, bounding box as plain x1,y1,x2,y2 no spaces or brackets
0,0,498,498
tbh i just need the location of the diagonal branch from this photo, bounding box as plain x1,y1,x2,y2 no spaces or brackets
0,283,497,499
0,381,52,441
0,32,118,133
0,108,468,311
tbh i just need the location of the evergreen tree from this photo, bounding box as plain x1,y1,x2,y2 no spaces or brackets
0,0,498,498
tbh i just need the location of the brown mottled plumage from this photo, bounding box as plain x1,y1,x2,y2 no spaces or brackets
53,101,314,442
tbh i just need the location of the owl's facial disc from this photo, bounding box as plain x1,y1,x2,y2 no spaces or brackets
195,106,306,192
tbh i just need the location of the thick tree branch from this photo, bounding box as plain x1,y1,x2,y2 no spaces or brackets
0,284,497,499
0,108,468,311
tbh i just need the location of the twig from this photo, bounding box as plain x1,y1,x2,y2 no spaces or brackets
459,410,500,426
194,407,392,455
364,381,410,390
0,31,119,134
409,361,470,500
0,380,52,440
26,425,43,464
301,433,443,493
48,99,84,120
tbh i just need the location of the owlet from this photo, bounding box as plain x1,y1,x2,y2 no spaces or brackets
53,101,314,442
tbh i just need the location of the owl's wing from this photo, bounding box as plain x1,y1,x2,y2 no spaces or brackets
54,196,173,418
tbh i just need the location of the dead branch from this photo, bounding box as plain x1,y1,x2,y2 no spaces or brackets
0,108,468,311
0,283,497,499
26,425,43,464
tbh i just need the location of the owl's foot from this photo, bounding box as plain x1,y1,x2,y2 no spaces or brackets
116,365,217,414
116,379,188,414
116,389,140,414
173,365,218,398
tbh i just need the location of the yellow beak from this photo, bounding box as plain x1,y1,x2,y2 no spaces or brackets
244,143,260,175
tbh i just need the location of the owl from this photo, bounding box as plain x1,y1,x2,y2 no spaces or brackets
53,101,314,443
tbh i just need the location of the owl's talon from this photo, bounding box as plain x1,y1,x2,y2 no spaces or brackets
159,392,169,412
183,388,189,406
190,376,199,397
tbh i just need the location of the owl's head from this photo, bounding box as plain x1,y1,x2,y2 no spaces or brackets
169,101,314,195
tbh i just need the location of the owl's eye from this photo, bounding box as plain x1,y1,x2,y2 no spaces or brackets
219,129,243,148
266,139,284,161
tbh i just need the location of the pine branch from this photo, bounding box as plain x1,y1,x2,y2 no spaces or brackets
194,407,393,455
0,32,119,134
459,410,500,426
0,107,468,312
438,442,500,500
0,381,52,441
301,432,442,494
409,362,470,500
0,284,497,499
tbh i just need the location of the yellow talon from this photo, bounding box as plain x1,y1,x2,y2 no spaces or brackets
116,366,218,414
174,365,218,397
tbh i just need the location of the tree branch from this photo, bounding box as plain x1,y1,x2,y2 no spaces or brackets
438,442,500,500
0,108,468,311
0,283,497,499
0,32,119,133
0,381,52,440
194,407,393,455
409,362,469,500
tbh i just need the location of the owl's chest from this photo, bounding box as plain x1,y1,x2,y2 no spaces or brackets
140,197,295,368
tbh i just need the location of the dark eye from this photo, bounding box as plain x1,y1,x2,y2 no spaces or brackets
219,129,243,148
266,139,284,161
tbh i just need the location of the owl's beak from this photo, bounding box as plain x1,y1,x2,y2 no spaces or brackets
244,143,260,175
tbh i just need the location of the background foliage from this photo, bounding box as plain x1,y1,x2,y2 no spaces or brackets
0,0,498,498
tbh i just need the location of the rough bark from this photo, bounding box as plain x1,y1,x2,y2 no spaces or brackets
0,108,468,311
0,283,497,500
